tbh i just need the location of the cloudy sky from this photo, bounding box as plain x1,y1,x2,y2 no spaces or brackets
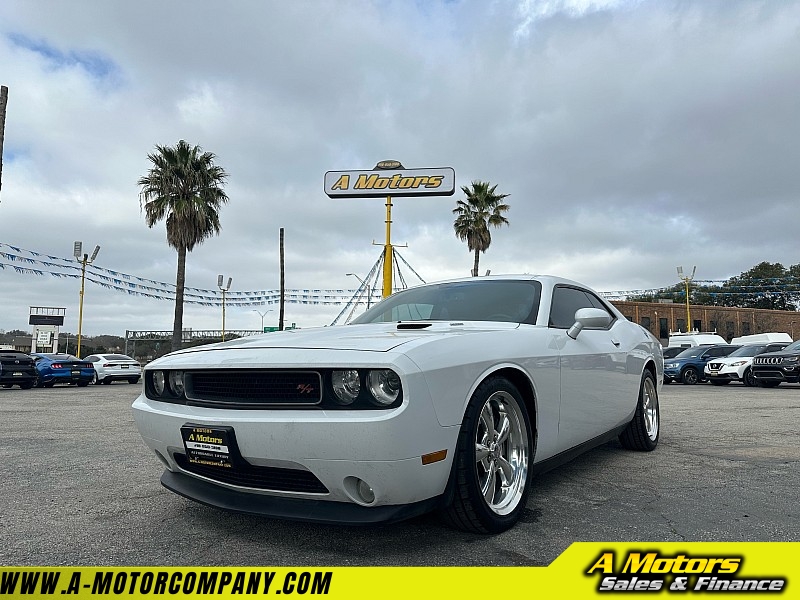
1,0,798,339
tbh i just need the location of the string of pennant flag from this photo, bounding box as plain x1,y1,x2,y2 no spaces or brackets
2,242,799,305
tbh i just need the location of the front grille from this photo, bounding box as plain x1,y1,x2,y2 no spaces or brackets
174,453,328,493
186,370,322,407
754,357,783,365
708,362,722,370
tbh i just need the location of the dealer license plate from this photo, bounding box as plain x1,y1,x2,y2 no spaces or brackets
180,425,238,468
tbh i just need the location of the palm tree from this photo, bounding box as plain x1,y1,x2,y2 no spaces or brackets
452,180,510,276
138,140,229,351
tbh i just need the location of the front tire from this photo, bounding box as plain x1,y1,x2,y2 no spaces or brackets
743,368,756,387
619,370,659,451
441,377,533,534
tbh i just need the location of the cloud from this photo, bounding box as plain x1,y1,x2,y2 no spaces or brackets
1,0,799,338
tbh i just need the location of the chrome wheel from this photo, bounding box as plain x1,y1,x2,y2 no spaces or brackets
619,370,660,452
474,390,529,516
642,375,659,442
682,367,698,385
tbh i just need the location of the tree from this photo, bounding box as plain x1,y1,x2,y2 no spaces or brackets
720,262,798,311
452,180,510,276
138,140,229,351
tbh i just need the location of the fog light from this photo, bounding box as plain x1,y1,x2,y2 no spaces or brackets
357,479,375,504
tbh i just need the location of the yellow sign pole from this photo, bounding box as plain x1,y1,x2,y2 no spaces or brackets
382,195,393,298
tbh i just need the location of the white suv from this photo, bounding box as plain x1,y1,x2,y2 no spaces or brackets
704,342,790,387
84,353,142,385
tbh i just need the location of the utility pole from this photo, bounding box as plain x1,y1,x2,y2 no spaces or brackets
74,241,101,357
0,85,8,201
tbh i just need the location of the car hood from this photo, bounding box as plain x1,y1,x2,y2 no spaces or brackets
162,321,521,356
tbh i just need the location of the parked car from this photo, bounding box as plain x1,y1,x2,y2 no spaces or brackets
0,349,38,389
663,344,740,384
661,346,685,360
133,275,663,534
704,342,791,386
751,339,800,387
31,353,95,387
84,353,142,385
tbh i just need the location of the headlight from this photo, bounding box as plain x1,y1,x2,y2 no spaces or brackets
783,356,798,363
367,369,401,406
730,361,747,367
169,371,185,396
152,371,166,395
331,369,360,405
665,362,678,369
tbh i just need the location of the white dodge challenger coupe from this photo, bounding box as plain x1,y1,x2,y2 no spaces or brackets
132,276,663,533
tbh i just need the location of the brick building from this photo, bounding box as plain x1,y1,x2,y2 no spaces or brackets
611,300,799,344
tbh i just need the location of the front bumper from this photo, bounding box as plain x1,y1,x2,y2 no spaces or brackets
704,366,745,381
161,468,442,525
752,366,800,383
132,388,459,522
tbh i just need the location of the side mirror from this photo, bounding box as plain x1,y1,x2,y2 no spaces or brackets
567,307,612,340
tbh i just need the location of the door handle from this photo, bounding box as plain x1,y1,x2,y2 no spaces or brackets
611,339,621,346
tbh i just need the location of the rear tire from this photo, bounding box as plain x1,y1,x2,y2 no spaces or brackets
128,378,140,384
619,371,659,451
441,377,533,534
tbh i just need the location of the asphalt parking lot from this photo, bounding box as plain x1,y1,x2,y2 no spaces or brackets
1,381,798,566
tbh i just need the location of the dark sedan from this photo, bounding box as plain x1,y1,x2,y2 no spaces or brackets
31,353,95,387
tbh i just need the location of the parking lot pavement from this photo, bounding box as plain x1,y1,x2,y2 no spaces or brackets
1,381,798,566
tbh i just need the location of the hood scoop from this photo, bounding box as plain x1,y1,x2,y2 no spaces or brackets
396,322,433,330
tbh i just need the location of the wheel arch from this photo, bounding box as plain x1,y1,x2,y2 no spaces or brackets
472,366,538,456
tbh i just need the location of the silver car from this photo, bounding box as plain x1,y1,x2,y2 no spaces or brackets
85,353,142,385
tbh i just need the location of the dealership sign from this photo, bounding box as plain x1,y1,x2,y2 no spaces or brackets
324,166,456,198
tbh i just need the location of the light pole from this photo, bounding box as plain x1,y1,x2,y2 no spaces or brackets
677,266,696,333
253,309,273,332
218,275,232,341
346,273,371,308
74,241,100,357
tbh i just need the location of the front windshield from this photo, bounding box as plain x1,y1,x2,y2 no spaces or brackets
351,280,542,324
727,345,768,357
674,347,706,358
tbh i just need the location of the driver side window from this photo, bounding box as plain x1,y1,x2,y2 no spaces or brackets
549,286,614,329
